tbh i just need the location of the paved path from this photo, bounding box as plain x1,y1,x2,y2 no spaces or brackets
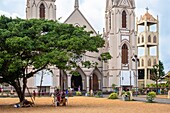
133,96,170,104
104,94,170,104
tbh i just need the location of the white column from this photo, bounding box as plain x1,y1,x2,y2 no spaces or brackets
68,75,71,88
82,80,85,90
56,75,60,88
86,76,89,91
98,81,101,90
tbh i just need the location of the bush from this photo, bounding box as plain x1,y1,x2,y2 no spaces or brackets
76,91,82,96
108,93,118,99
85,91,90,96
146,91,156,102
96,91,103,98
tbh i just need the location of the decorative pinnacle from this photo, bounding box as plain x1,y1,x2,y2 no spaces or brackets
74,0,79,9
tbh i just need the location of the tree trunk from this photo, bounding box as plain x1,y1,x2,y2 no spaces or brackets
12,78,27,102
13,84,25,102
156,81,158,94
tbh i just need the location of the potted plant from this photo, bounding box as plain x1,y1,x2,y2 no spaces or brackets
112,84,116,92
76,91,82,96
146,91,156,102
95,91,103,98
122,91,131,101
108,93,118,99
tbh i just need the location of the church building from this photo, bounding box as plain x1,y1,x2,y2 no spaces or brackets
103,0,137,91
25,0,159,94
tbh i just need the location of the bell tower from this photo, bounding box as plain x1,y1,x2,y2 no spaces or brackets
104,0,137,91
136,9,159,88
26,0,56,20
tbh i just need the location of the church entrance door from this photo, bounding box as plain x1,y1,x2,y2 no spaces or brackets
71,73,83,91
93,74,99,91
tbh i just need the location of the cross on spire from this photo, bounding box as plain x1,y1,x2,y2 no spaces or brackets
146,7,149,12
74,0,79,9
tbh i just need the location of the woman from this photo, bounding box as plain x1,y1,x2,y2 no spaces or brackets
55,89,61,105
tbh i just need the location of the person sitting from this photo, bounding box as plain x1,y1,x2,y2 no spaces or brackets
60,91,66,106
55,89,61,106
22,99,34,107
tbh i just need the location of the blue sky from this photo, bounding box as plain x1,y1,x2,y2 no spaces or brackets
0,0,170,73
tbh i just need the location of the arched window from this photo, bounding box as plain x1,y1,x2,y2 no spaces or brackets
122,44,128,64
148,35,151,42
122,11,126,28
138,37,140,43
138,60,140,67
148,59,151,66
142,59,144,66
142,36,144,43
109,12,111,29
40,4,45,19
74,23,80,27
153,36,157,43
154,59,157,65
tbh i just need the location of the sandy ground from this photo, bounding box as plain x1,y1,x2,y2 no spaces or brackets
0,97,170,113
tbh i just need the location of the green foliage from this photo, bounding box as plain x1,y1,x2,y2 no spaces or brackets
70,71,80,76
0,16,105,102
146,84,150,88
121,91,131,101
151,61,165,94
95,91,103,98
108,93,118,99
146,91,156,102
121,91,130,96
111,83,116,90
82,61,91,69
76,91,82,96
100,52,112,62
151,61,165,81
112,84,116,88
159,61,165,77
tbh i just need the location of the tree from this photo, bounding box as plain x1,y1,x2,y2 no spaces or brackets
165,71,170,88
0,16,106,102
150,60,165,94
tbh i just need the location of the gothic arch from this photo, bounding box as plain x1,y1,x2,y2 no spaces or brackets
37,1,48,19
138,37,140,43
49,3,53,8
148,35,151,42
75,67,86,80
122,10,127,28
90,67,102,91
92,67,102,80
154,59,157,65
121,43,128,64
120,8,129,15
148,59,151,66
37,1,48,8
142,59,144,66
153,36,157,43
40,3,45,19
142,35,144,43
121,40,132,50
74,67,87,90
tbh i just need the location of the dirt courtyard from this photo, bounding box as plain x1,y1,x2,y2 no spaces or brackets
0,97,170,113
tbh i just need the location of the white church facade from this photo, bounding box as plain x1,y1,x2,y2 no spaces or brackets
25,0,159,94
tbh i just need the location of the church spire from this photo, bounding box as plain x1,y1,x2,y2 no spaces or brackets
74,0,79,9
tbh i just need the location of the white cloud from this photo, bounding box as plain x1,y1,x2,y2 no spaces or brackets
0,10,21,18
